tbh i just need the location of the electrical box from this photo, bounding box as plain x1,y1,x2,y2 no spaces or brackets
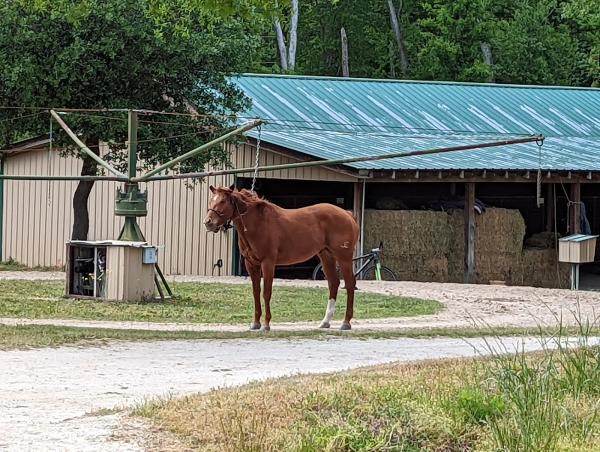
66,240,156,301
558,234,598,264
142,246,158,264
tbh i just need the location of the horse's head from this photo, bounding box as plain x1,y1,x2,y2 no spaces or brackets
204,184,238,233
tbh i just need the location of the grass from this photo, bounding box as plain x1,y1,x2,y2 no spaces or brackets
0,280,441,324
135,324,600,451
3,323,596,350
0,258,60,272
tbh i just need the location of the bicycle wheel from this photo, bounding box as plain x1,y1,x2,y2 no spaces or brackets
312,263,326,280
360,264,397,281
312,263,344,281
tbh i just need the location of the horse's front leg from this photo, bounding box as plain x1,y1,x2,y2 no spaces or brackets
261,261,275,331
246,261,262,330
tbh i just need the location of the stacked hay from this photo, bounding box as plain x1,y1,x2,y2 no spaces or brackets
363,210,451,282
447,208,526,283
511,249,571,288
363,207,564,288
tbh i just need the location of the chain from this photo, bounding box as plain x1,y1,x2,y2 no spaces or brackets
250,124,261,193
536,138,544,208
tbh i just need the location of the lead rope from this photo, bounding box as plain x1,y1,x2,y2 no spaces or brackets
536,137,544,208
250,124,261,193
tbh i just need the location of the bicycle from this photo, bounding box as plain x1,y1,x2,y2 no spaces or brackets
312,241,398,281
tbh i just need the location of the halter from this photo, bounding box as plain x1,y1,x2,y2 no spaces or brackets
207,196,248,231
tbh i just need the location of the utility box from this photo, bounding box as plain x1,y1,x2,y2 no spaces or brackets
558,234,598,264
66,240,156,301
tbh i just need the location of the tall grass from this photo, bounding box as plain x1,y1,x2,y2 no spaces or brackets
481,308,600,451
136,310,600,451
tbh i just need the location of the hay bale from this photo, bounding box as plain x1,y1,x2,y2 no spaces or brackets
447,208,526,283
475,208,526,255
513,249,571,288
363,210,452,282
363,207,562,288
524,231,558,249
364,210,451,257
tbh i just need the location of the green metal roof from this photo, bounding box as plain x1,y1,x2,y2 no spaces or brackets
233,74,600,171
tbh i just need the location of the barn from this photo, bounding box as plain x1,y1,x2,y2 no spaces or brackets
1,74,600,288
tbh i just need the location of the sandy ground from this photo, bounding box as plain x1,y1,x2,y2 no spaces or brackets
2,335,595,451
2,272,600,332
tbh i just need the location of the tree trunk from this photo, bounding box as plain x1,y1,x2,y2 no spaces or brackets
274,17,288,71
71,140,99,240
287,0,299,70
387,0,409,77
480,42,494,82
341,27,350,77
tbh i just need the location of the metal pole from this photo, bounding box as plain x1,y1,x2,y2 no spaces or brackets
145,135,543,181
134,119,263,182
0,174,128,181
118,110,145,242
49,110,126,178
128,110,138,179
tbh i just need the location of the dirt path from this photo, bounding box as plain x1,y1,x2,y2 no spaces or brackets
0,335,588,451
2,273,600,332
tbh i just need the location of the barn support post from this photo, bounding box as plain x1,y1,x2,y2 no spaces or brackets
353,180,365,256
570,182,581,234
464,182,476,283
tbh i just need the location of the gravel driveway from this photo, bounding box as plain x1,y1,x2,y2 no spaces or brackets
1,335,595,451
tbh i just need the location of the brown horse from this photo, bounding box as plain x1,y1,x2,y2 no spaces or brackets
204,185,359,331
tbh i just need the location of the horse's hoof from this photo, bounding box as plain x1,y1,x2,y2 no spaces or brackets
340,323,352,331
261,325,271,332
250,322,261,330
319,321,331,329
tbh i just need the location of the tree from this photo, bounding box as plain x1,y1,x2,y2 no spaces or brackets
387,0,409,77
274,0,300,71
0,0,272,239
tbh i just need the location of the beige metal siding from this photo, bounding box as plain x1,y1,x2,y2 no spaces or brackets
2,142,355,274
105,246,155,301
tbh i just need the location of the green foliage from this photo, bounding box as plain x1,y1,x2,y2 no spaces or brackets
270,0,597,86
0,0,271,171
452,387,506,425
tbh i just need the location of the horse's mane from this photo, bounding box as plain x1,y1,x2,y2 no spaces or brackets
234,188,271,207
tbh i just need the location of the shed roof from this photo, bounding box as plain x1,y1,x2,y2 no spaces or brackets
234,74,600,171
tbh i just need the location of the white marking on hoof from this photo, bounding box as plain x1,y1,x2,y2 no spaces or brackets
320,299,336,328
261,325,271,332
250,322,261,330
340,323,351,331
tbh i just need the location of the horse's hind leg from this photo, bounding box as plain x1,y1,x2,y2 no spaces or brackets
246,262,262,330
318,250,340,329
338,258,356,330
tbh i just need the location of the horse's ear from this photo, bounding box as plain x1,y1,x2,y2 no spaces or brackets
229,184,236,191
209,185,216,194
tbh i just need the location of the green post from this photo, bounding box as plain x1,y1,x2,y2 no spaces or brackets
0,153,4,262
117,110,146,242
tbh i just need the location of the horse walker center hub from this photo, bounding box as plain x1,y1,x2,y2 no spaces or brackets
66,240,157,301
